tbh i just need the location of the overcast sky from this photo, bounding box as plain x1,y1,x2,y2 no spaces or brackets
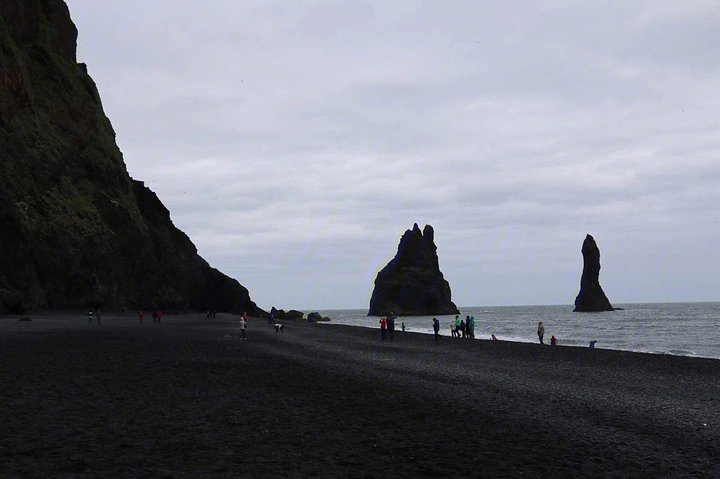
64,0,720,310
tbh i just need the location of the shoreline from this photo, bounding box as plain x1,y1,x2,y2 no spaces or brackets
3,309,720,360
317,321,720,361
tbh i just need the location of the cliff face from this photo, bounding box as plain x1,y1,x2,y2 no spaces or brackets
0,0,262,315
368,223,459,316
573,234,614,312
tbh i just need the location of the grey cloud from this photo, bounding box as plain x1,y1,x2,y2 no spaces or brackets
64,0,720,308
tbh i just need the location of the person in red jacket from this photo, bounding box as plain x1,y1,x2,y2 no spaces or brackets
157,310,163,323
379,317,387,340
138,310,144,323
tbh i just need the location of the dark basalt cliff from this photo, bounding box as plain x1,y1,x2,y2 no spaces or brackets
0,0,262,315
368,223,459,316
573,234,614,312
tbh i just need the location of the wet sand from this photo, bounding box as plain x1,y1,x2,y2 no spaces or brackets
1,312,719,478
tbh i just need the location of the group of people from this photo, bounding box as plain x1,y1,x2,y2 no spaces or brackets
536,321,557,346
450,315,475,338
387,315,568,347
378,312,398,340
265,312,285,333
137,310,163,323
238,312,286,339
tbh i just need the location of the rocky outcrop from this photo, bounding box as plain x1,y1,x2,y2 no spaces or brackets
270,307,304,320
368,224,459,316
573,234,614,312
307,312,330,322
0,1,263,315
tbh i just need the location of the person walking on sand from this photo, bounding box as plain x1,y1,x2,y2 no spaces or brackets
537,321,545,344
239,315,247,340
388,312,395,340
88,310,93,325
138,310,144,323
433,317,441,340
379,317,387,340
401,321,406,332
551,335,557,346
454,315,461,338
157,310,163,323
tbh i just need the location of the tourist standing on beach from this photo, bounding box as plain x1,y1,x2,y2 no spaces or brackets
454,316,461,338
468,316,475,339
388,313,395,340
88,311,92,325
432,317,441,340
157,310,163,323
138,310,144,323
379,317,387,340
239,315,247,340
401,321,406,332
537,321,545,344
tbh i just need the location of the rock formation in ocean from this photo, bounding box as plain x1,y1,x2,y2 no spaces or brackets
368,224,459,316
573,234,614,312
0,0,263,315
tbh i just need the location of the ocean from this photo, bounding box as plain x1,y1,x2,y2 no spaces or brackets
313,302,720,360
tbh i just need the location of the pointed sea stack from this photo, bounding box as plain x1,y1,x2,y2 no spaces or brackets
368,224,459,316
573,234,614,312
0,1,262,315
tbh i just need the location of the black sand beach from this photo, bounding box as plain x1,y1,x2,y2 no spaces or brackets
1,313,719,478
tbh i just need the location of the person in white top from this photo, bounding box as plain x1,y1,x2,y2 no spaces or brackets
239,317,247,340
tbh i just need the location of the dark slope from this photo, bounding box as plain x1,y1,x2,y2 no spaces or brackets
0,0,262,315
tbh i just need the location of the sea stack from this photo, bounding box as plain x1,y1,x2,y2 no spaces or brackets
0,0,262,315
368,224,459,316
573,234,614,312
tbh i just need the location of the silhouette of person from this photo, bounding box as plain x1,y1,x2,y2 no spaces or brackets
537,321,545,344
387,313,395,340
